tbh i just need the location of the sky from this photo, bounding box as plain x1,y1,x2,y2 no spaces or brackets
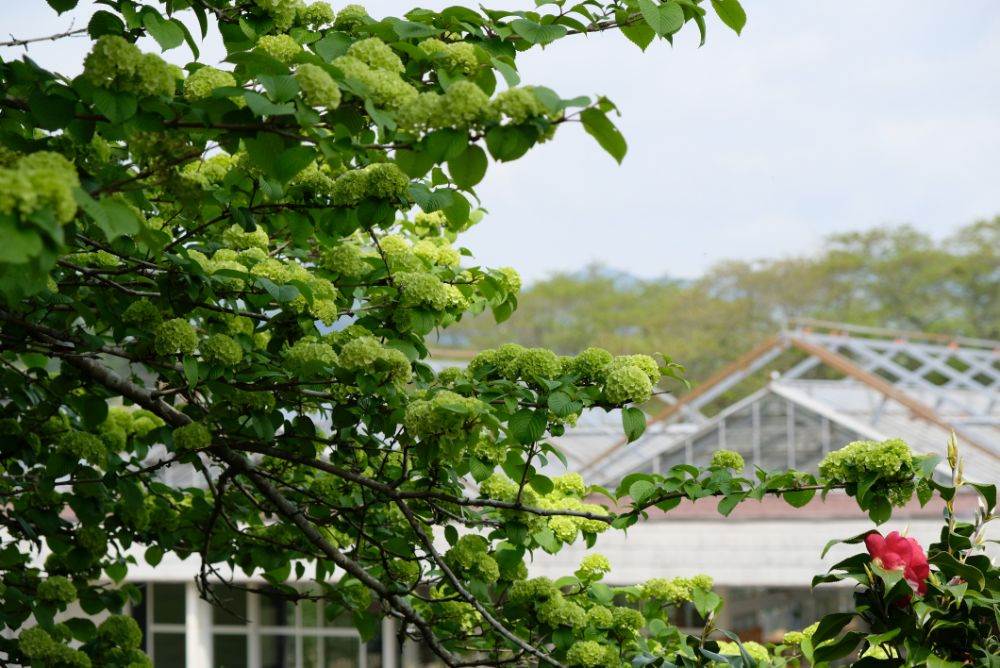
3,1,1000,283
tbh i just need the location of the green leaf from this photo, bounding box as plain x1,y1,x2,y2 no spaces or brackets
867,495,892,524
393,20,439,39
529,474,554,495
621,22,656,51
145,545,165,567
87,10,125,39
621,406,646,443
182,355,199,389
257,278,301,304
971,482,996,514
0,223,42,263
91,88,137,123
46,0,78,13
813,631,863,663
510,18,567,46
142,11,186,51
821,530,872,558
628,480,655,503
547,391,582,418
313,32,352,62
63,618,97,642
692,589,721,618
244,91,296,116
510,409,547,445
782,488,815,508
930,550,986,591
637,0,685,37
258,74,299,103
580,108,627,164
105,561,127,583
447,144,488,190
28,90,75,130
73,189,141,241
717,492,745,516
810,612,855,647
485,125,536,162
710,0,747,35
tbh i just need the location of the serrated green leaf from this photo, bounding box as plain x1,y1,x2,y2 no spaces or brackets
622,406,646,442
143,11,185,50
638,0,685,37
91,88,137,123
628,479,655,503
510,409,547,445
783,488,815,508
510,18,567,46
447,144,488,190
580,108,627,164
73,189,141,241
710,0,746,35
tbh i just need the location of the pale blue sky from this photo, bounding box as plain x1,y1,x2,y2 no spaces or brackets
4,2,999,283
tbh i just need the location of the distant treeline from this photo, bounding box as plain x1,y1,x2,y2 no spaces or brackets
443,218,1000,384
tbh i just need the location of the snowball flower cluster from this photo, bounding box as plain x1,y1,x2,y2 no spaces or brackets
154,318,198,356
183,66,237,102
83,35,175,97
710,449,746,473
172,422,212,450
295,64,341,108
492,87,547,124
257,34,302,64
329,163,410,206
0,151,79,224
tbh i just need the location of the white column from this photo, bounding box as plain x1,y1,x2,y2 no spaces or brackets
381,617,398,668
186,582,213,668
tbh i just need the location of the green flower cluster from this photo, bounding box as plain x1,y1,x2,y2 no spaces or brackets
83,35,174,97
716,640,770,662
37,576,77,603
183,66,237,102
418,38,479,74
396,271,450,310
222,224,269,250
444,535,499,584
257,34,302,64
567,640,615,668
577,553,611,580
348,37,404,73
642,575,713,606
295,64,341,108
404,390,486,440
122,299,162,329
154,318,198,356
553,472,587,497
396,80,494,131
300,1,335,27
0,151,80,224
604,365,652,405
18,627,92,668
339,336,411,385
819,438,913,481
782,621,818,646
329,163,410,206
469,343,563,383
181,154,235,189
333,4,368,31
710,449,745,473
569,347,614,382
252,0,303,31
202,333,244,367
172,422,212,450
96,407,162,451
57,431,106,465
333,44,417,109
411,238,461,267
537,595,586,628
70,250,119,268
283,339,339,371
321,243,369,277
491,87,547,124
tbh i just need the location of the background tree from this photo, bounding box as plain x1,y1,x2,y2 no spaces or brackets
448,219,1000,385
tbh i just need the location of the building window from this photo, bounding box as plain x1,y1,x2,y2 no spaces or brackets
134,583,187,668
211,586,365,668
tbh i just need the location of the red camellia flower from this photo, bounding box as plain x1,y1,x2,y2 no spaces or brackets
864,530,930,595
